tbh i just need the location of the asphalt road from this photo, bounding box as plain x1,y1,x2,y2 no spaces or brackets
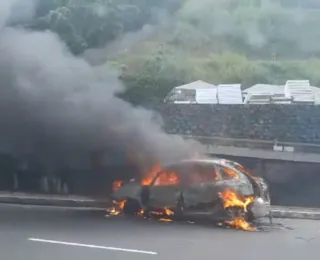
1,204,320,260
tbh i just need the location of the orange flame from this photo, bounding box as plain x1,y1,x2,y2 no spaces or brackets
141,164,180,186
219,189,254,211
220,162,240,179
234,163,256,177
137,209,144,216
159,218,173,222
226,217,255,231
219,189,255,231
224,169,239,179
117,200,126,209
106,200,126,216
164,208,174,216
148,208,175,220
112,180,123,192
141,164,162,185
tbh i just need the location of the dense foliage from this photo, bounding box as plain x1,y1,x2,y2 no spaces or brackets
25,0,320,103
32,0,181,54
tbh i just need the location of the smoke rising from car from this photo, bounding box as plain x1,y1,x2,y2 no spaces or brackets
0,0,203,172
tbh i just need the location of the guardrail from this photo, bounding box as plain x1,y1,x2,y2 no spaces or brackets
175,134,320,154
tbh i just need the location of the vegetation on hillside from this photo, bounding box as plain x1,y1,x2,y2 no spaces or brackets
19,0,320,103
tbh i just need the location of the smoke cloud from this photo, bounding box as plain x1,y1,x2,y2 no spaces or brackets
0,0,203,172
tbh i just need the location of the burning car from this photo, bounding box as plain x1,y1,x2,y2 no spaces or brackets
111,158,271,230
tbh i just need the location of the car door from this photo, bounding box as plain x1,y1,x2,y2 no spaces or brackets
148,170,181,209
182,162,227,209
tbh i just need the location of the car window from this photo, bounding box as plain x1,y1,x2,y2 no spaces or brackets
185,163,220,184
218,165,240,180
234,164,255,177
153,171,180,186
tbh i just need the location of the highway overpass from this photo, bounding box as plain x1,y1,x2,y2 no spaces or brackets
176,135,320,163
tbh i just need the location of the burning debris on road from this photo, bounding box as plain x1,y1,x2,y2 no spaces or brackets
106,200,127,216
106,199,174,223
107,158,272,231
226,217,255,231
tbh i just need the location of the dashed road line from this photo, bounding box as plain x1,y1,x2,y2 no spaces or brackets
28,238,158,255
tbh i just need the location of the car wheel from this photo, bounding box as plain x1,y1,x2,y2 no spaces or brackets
215,198,254,223
123,198,142,216
245,209,255,223
221,203,247,221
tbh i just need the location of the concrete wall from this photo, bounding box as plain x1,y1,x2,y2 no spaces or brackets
151,104,320,143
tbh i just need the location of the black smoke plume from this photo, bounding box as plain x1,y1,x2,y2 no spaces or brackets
0,0,202,187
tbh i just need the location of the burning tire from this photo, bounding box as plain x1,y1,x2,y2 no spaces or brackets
123,198,142,216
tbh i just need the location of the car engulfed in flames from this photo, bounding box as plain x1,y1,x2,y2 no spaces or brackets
108,158,271,231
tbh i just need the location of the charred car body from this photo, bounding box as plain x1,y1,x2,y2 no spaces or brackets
111,158,271,223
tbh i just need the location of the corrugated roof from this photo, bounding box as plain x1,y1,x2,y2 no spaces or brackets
217,84,243,104
243,93,272,104
175,80,217,90
243,93,293,104
195,88,218,104
243,83,320,105
311,86,320,105
272,100,292,104
285,80,314,102
169,81,320,105
242,84,285,95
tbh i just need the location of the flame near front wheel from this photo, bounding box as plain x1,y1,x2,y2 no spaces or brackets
218,189,256,231
226,217,255,231
219,189,254,212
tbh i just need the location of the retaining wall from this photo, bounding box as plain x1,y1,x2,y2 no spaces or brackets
152,104,320,143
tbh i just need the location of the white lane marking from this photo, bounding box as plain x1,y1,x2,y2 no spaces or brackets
28,238,158,255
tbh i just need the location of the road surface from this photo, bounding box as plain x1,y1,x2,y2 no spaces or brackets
1,204,320,260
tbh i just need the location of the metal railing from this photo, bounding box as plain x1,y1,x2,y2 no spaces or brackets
174,134,320,154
